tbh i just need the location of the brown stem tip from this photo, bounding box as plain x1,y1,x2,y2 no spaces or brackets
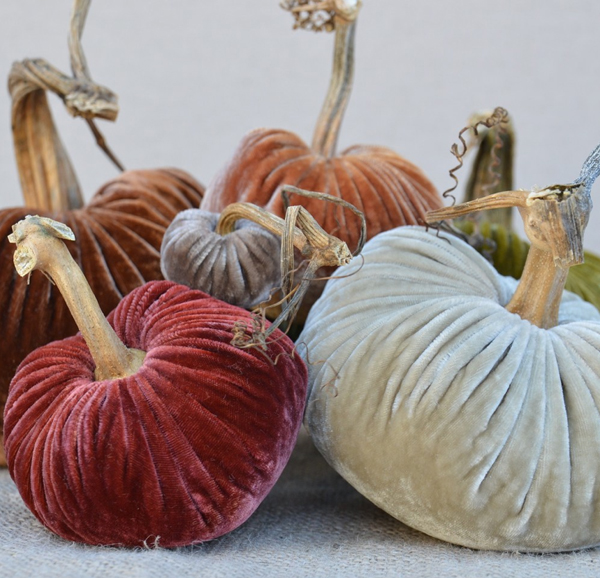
9,216,145,381
281,0,361,32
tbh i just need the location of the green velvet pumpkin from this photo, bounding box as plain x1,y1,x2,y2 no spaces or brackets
451,110,600,310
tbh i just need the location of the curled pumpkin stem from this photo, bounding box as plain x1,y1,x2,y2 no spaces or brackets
10,0,124,206
442,107,510,205
217,191,360,350
280,185,367,256
429,138,600,327
426,181,593,328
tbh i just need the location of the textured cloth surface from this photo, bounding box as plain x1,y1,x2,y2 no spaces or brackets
5,280,306,547
300,226,600,552
1,428,600,578
161,210,281,309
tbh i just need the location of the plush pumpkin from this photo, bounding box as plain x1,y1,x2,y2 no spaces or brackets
299,141,600,552
0,0,203,465
161,209,282,310
161,187,362,319
4,215,307,547
201,0,440,257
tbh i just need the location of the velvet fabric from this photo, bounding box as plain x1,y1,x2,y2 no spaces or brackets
0,169,204,465
4,281,308,548
300,227,600,552
161,209,281,309
201,128,442,252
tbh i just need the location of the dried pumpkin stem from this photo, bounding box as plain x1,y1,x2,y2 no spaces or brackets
217,195,354,335
282,0,362,158
9,0,122,212
505,246,569,329
69,0,92,80
8,216,145,380
312,16,356,157
281,185,366,323
281,184,367,256
217,202,349,270
217,203,308,249
426,185,590,329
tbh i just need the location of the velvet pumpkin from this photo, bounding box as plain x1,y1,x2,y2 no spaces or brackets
5,216,307,547
0,1,204,464
299,142,600,551
201,0,441,257
161,209,281,309
161,188,360,319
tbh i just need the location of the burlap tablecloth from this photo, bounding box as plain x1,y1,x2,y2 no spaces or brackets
1,427,599,577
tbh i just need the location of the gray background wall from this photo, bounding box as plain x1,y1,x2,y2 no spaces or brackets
1,1,600,247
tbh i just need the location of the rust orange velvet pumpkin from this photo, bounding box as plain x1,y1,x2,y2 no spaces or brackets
4,217,307,547
201,0,441,252
0,2,203,464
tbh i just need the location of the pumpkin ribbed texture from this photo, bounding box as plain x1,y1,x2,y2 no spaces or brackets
0,169,204,455
161,209,281,309
300,226,600,552
201,129,441,251
5,280,307,547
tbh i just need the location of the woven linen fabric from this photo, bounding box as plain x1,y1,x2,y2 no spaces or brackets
2,428,600,578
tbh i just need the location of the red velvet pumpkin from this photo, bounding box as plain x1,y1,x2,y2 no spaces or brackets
201,0,441,251
0,9,204,464
4,217,307,547
0,169,203,407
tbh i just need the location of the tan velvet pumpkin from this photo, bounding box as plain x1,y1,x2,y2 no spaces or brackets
0,0,203,465
299,141,600,552
201,0,441,254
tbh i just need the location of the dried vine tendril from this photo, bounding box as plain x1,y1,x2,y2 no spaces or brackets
442,107,510,205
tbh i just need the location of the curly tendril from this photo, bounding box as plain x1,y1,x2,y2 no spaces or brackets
442,107,510,205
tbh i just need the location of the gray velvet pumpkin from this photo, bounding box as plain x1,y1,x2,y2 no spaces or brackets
161,209,281,309
299,142,600,552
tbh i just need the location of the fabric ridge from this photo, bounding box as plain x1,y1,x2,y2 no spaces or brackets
161,210,281,309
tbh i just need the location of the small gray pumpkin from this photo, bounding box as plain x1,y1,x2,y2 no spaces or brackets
161,209,281,309
299,141,600,552
160,192,357,317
